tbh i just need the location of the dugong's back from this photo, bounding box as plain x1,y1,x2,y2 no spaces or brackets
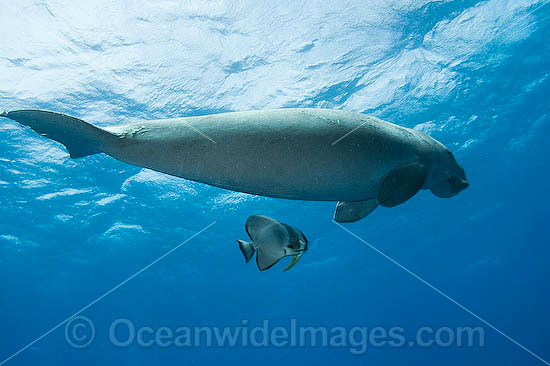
108,109,421,201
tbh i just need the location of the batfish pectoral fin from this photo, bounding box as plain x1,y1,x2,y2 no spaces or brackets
283,254,302,272
256,248,283,271
237,240,256,263
377,162,427,208
334,199,378,223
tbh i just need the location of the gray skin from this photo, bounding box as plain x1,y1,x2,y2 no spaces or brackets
237,215,309,271
1,108,468,222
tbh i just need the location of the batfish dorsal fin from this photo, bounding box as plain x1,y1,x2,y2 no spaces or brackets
334,199,378,223
378,162,427,207
245,215,278,241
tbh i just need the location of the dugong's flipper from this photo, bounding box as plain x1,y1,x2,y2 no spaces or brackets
377,162,427,207
334,199,378,223
334,161,428,222
1,110,115,158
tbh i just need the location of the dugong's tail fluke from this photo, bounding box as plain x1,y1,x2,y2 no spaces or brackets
1,110,115,158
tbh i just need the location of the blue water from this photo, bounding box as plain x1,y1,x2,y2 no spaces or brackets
1,1,549,365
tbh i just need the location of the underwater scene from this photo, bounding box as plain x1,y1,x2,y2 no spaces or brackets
0,1,549,365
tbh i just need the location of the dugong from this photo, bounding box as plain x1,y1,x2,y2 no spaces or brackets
238,215,309,271
0,108,468,222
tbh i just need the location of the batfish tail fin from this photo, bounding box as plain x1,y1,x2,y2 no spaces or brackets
237,240,256,263
1,110,116,158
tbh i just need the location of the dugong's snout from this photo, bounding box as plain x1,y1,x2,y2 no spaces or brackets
430,157,469,198
450,163,469,193
430,174,468,198
448,175,469,194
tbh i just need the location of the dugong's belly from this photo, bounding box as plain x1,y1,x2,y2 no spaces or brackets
106,109,419,201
